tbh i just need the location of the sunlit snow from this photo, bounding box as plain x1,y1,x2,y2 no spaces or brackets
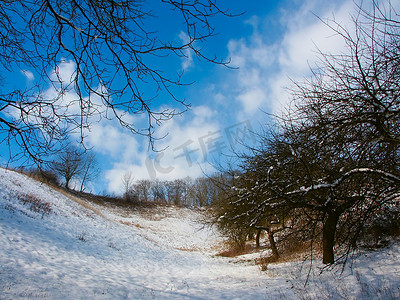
0,168,399,299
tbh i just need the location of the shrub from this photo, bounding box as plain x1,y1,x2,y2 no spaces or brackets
29,168,60,186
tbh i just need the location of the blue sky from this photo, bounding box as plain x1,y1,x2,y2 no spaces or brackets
3,0,359,194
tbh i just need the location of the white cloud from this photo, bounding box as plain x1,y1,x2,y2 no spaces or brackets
42,60,84,117
104,156,149,195
278,1,353,75
237,88,267,116
50,59,76,83
21,69,34,81
7,61,82,127
227,0,354,117
227,35,277,120
179,31,194,71
99,105,225,194
86,122,140,160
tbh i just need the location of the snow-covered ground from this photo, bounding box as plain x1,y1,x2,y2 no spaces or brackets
0,168,399,299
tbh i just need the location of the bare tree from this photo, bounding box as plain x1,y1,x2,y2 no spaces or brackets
0,1,234,165
79,151,99,192
218,0,400,265
53,146,84,189
211,152,294,258
122,171,135,201
190,177,216,207
287,0,400,263
134,179,152,202
165,179,183,205
52,146,99,190
150,179,166,202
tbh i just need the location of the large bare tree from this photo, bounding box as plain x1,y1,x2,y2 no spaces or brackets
286,0,400,263
0,0,233,164
53,146,84,189
214,0,400,265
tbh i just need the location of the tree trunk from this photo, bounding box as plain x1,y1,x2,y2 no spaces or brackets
65,178,71,189
80,164,90,192
267,230,279,259
256,229,262,248
322,212,340,264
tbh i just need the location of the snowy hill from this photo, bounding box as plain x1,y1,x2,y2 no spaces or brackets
0,168,399,299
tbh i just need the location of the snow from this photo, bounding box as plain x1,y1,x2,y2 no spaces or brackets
95,204,223,254
0,168,399,299
289,168,400,195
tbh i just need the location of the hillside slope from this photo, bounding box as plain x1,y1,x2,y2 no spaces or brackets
0,168,399,299
0,168,276,299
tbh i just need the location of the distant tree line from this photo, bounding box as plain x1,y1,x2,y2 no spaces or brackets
122,171,226,208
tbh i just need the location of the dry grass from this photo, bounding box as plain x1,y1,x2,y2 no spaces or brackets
217,239,265,257
215,229,323,272
53,186,107,219
16,192,52,219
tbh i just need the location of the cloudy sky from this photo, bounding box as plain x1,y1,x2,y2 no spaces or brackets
12,0,360,194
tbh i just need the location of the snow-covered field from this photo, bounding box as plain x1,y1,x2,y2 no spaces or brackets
0,168,399,299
